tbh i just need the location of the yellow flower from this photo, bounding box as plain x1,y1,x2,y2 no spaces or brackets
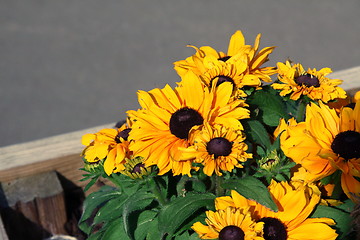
128,72,249,176
216,180,338,240
180,123,252,176
327,89,359,113
198,54,263,98
174,30,276,83
271,61,347,102
274,118,321,183
192,206,264,240
81,121,132,175
276,101,360,203
355,90,360,102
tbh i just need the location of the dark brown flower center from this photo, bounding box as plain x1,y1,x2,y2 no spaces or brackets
211,75,235,87
345,103,356,109
265,159,276,165
131,163,145,173
259,217,287,240
115,128,131,143
219,225,244,240
218,56,231,62
206,137,233,158
331,130,360,160
295,73,320,88
169,107,203,139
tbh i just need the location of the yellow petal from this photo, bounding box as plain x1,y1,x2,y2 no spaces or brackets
251,46,275,70
227,30,245,56
288,218,337,240
178,71,204,110
82,133,95,145
341,173,360,203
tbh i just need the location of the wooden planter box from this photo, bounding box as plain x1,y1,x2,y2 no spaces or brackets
0,123,116,240
0,66,359,239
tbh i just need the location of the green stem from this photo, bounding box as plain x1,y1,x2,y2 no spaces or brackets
108,174,125,191
214,175,225,197
296,100,307,122
330,170,343,200
148,177,167,207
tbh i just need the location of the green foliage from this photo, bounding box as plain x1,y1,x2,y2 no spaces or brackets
158,193,216,237
122,192,155,238
79,173,216,239
242,119,271,148
80,158,106,192
310,200,355,240
252,138,296,184
175,175,207,196
246,86,289,127
134,210,161,240
78,186,124,234
221,176,278,211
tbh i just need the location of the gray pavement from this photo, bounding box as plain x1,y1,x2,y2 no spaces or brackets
1,0,360,147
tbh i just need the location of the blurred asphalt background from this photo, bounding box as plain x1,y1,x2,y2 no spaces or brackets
1,0,360,147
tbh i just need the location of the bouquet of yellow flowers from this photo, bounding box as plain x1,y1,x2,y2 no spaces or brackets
79,30,359,240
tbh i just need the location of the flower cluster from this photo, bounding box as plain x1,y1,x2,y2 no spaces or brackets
79,30,359,240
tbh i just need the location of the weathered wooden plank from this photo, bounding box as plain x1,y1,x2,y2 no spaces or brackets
0,172,67,235
329,65,360,94
0,124,113,184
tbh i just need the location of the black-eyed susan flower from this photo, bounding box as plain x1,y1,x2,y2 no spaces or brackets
180,123,252,176
198,54,263,98
174,30,276,83
271,61,347,102
192,206,264,240
275,101,360,203
128,72,250,176
120,156,152,179
215,180,338,240
81,120,132,175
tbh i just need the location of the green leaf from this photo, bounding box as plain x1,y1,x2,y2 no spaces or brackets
262,112,283,126
92,193,129,224
122,191,156,239
192,179,207,193
78,186,123,234
320,170,341,186
134,210,161,240
144,220,162,240
188,232,201,240
83,177,99,192
247,87,288,127
310,204,353,239
80,170,102,192
110,173,142,195
158,193,216,237
174,212,207,238
284,98,299,119
334,199,355,213
256,145,266,156
243,120,271,148
176,176,207,196
173,230,201,240
101,218,131,240
221,176,278,211
86,229,105,240
274,173,287,182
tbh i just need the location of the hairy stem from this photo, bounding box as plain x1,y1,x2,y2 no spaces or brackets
296,99,307,122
